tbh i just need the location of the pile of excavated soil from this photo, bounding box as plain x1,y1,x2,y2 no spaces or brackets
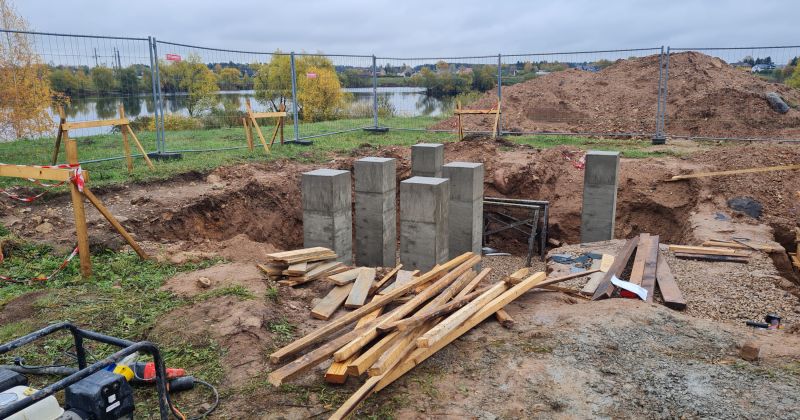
433,52,800,138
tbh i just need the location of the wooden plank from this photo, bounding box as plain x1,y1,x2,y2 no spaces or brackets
346,330,401,376
581,259,604,295
345,268,376,308
311,283,354,320
119,106,133,173
673,253,749,263
265,247,336,264
65,139,91,278
454,268,492,300
81,188,148,260
250,111,288,118
62,118,128,130
279,263,346,286
592,236,640,300
702,240,783,253
667,164,800,181
0,165,76,182
243,118,254,151
325,301,382,383
655,253,686,310
374,272,546,393
377,285,493,334
328,267,364,286
125,125,155,170
378,269,417,295
268,252,475,364
629,233,651,286
504,267,530,285
417,281,510,348
454,109,503,115
640,235,659,303
599,254,615,272
370,264,403,294
668,245,748,256
256,263,286,277
332,255,481,362
494,309,515,328
284,262,308,276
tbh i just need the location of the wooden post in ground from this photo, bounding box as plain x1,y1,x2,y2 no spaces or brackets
243,117,254,151
456,101,463,140
119,105,134,173
52,106,66,165
65,137,91,278
279,103,286,144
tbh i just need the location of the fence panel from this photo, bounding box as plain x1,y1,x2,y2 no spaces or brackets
374,55,500,133
152,40,296,152
499,48,663,138
0,29,155,164
666,46,800,141
292,53,375,140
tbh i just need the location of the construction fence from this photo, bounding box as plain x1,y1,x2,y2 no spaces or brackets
2,28,800,165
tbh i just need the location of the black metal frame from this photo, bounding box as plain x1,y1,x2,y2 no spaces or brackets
0,322,172,419
483,197,549,266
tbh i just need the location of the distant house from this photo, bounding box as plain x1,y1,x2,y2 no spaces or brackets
573,64,600,72
458,67,473,75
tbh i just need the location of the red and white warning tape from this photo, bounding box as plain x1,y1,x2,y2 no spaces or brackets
0,163,85,202
0,246,79,284
562,151,586,170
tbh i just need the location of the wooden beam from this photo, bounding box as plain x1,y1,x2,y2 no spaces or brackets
454,109,503,115
668,245,749,256
673,253,749,263
345,268,376,308
243,117,254,151
62,118,128,130
417,281,509,348
119,106,134,173
250,111,288,119
0,165,76,182
81,187,148,260
454,268,492,300
640,235,659,303
311,283,354,320
377,285,493,334
628,233,650,286
374,272,546,392
494,309,515,328
268,252,475,363
370,264,403,294
702,240,782,253
378,269,417,295
51,107,65,165
325,302,382,384
655,253,686,310
65,138,91,278
329,267,364,286
125,125,155,170
592,236,640,300
667,164,800,181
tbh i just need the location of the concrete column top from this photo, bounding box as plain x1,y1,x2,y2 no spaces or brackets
443,162,484,202
302,169,352,212
303,168,350,177
401,176,449,186
354,157,396,193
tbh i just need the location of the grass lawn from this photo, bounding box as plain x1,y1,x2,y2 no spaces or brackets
1,116,679,189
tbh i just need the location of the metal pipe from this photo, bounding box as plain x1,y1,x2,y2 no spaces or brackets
654,46,664,137
147,36,162,154
290,52,300,141
0,28,148,41
372,55,379,128
152,39,166,153
497,53,502,135
662,47,671,136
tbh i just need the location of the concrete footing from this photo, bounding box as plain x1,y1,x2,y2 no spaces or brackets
302,169,353,264
400,176,449,271
443,162,483,259
354,157,397,267
411,143,444,177
580,151,620,243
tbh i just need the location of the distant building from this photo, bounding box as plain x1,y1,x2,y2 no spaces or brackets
751,63,776,73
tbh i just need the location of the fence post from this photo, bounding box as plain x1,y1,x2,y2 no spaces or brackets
662,47,671,141
497,53,502,136
152,38,166,153
290,52,300,142
147,37,162,154
372,55,378,128
652,46,665,144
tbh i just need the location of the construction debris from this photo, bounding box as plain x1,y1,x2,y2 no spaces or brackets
257,247,346,286
265,252,597,418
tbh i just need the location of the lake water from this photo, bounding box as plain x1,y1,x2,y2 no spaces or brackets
54,87,449,135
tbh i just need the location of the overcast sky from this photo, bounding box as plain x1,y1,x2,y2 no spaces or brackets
14,0,797,57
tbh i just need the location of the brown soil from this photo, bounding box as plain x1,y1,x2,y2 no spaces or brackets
433,52,800,138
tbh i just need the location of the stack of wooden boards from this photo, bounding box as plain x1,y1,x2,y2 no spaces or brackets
669,244,753,264
266,252,596,419
256,247,349,286
589,233,687,310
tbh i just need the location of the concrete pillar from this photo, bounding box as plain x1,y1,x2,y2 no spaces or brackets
411,143,444,177
580,151,620,243
400,176,449,271
443,162,483,259
354,157,397,267
302,169,353,264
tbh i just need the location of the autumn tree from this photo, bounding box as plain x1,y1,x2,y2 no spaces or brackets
217,67,242,90
0,0,59,140
173,54,218,116
297,65,347,122
253,51,292,111
787,65,800,89
91,66,116,93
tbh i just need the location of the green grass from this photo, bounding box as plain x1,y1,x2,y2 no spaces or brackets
0,116,679,192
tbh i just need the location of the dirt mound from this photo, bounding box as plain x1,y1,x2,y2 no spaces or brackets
161,262,268,298
433,52,800,138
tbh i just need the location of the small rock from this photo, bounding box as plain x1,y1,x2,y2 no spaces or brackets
197,277,212,288
35,222,54,234
739,340,761,361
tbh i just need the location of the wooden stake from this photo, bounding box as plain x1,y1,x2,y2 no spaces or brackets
119,105,134,173
125,125,154,170
81,187,147,260
667,164,800,181
52,105,66,165
65,138,91,278
243,117,254,151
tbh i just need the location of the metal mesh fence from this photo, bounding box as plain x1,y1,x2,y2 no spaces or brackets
374,55,500,133
500,48,663,137
293,52,375,139
152,40,295,152
1,29,155,164
666,46,800,141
